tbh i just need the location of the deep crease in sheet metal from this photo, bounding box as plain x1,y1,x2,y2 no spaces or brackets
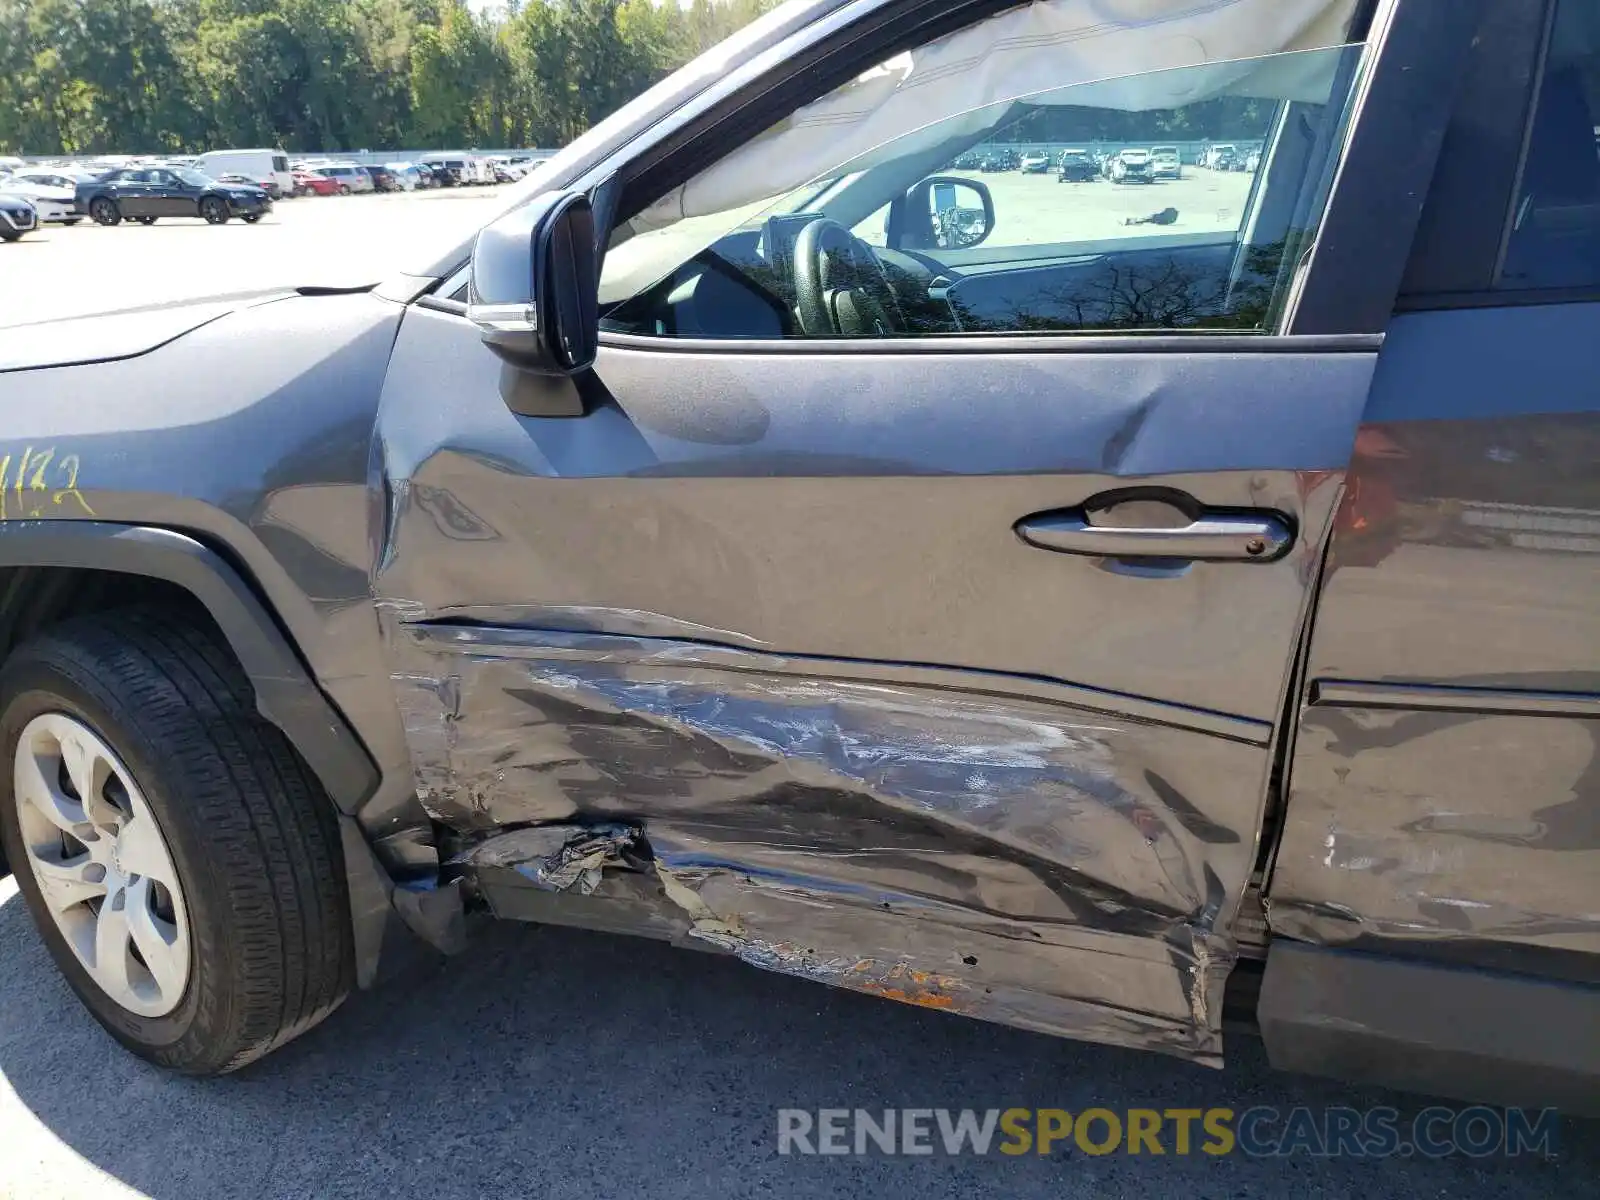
391,622,1272,1065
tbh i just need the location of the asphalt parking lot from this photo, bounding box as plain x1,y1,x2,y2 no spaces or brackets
3,877,1598,1200
1,174,1598,1199
0,187,509,329
0,170,1251,329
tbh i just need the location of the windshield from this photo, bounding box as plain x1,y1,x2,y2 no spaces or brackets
177,168,215,187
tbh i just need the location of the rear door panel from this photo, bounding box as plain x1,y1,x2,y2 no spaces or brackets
1266,304,1600,977
373,306,1374,1062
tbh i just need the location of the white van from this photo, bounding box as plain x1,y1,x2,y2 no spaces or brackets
192,148,292,198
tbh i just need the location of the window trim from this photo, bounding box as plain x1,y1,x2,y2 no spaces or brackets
1282,0,1487,334
1396,0,1553,303
598,329,1382,356
1492,0,1561,287
1400,0,1600,308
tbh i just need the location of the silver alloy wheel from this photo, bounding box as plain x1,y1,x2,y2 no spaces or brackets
14,712,191,1017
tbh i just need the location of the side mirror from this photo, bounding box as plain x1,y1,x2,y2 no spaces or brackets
889,175,994,251
468,190,598,376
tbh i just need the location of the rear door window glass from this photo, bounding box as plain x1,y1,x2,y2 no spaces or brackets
1498,0,1600,291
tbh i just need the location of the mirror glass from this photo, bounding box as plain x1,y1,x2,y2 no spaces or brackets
928,180,990,249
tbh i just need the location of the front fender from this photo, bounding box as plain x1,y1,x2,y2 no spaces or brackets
0,291,461,978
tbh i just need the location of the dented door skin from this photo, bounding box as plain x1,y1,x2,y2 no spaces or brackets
1268,304,1600,979
372,303,1379,1065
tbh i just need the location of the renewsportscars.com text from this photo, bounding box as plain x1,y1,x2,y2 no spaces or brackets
776,1106,1561,1159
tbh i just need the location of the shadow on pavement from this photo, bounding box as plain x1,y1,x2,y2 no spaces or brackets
0,888,1593,1200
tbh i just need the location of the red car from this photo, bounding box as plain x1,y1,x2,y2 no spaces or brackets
292,169,339,197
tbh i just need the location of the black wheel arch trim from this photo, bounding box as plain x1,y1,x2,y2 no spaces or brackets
0,521,379,813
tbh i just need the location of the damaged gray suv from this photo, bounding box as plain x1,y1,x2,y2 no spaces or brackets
1,0,1597,1113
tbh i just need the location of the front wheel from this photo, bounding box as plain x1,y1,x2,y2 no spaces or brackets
135,216,157,226
336,184,350,196
0,608,354,1073
199,197,229,224
240,214,261,224
89,197,121,226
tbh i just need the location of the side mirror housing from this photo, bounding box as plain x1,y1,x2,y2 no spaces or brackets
468,190,598,376
888,175,995,251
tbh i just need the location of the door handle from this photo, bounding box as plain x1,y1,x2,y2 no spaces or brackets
1015,509,1293,562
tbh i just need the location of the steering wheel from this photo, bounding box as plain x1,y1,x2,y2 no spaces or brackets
791,218,905,336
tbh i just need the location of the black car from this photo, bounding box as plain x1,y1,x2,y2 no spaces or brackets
74,166,271,225
978,148,1018,172
1056,149,1098,182
0,195,36,242
419,158,465,186
364,165,401,193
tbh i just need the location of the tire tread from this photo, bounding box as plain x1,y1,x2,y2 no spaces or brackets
3,606,352,1072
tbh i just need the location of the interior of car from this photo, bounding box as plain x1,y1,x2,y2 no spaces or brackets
597,37,1363,341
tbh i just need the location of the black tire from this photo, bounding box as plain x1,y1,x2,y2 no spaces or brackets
200,196,229,225
0,230,18,243
135,216,157,226
240,214,261,224
337,184,350,196
0,607,353,1074
89,197,121,226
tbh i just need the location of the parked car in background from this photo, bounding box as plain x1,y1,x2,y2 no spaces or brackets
1200,142,1238,169
4,166,100,191
1244,147,1263,173
1019,150,1051,174
0,193,36,241
1150,145,1182,178
978,148,1018,171
1055,148,1098,182
292,169,339,197
486,156,522,183
385,163,424,191
74,166,271,225
1110,147,1155,182
312,163,374,194
363,165,401,193
0,174,79,224
951,151,982,169
191,148,292,198
419,157,465,186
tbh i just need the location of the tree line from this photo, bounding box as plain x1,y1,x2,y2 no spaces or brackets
0,0,780,156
